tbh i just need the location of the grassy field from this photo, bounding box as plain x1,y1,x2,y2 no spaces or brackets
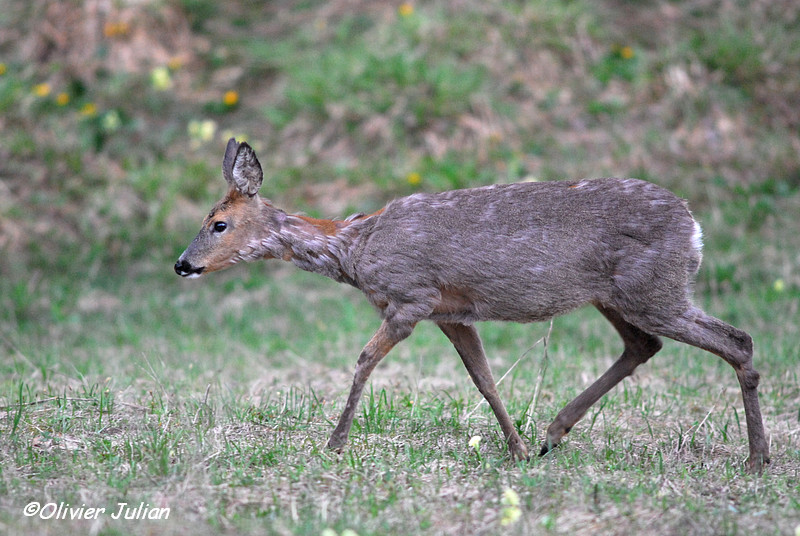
1,0,799,535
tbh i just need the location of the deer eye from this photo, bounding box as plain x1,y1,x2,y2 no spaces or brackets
212,221,227,233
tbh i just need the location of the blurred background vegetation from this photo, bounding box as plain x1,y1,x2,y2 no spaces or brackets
3,0,800,376
1,0,798,372
2,0,799,278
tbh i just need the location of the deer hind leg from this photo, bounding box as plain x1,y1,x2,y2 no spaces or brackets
540,304,663,456
438,322,529,461
326,320,412,452
646,307,769,472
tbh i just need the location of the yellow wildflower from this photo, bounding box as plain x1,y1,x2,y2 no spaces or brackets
620,46,635,60
406,172,422,185
773,279,785,292
168,56,183,71
223,90,239,107
103,21,130,38
80,102,98,117
398,3,414,17
0,63,6,75
33,83,51,97
56,92,70,106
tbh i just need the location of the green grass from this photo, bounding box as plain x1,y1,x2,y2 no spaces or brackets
1,257,799,535
2,0,800,534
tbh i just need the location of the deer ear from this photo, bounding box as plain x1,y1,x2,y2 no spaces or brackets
222,138,263,197
222,138,239,187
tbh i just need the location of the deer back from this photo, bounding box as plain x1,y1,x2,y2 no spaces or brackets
351,178,702,327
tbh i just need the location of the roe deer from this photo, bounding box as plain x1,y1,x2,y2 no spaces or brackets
175,138,769,472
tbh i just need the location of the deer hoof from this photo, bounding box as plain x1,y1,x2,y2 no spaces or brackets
746,453,770,474
509,441,529,462
325,435,347,453
538,438,561,456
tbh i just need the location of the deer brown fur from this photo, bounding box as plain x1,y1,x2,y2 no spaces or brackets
175,138,769,472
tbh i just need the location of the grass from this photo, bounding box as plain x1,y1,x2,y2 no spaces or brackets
1,0,800,534
1,262,798,535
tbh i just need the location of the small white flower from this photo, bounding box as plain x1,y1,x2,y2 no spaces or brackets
500,487,522,527
188,119,218,146
151,66,173,91
500,505,521,526
102,110,121,132
468,435,482,450
501,487,520,507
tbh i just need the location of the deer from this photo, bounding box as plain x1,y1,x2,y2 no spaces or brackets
175,138,770,472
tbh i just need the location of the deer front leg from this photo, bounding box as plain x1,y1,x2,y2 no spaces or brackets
438,322,529,461
326,320,412,452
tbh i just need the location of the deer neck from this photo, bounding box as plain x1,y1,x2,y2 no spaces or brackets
268,212,362,285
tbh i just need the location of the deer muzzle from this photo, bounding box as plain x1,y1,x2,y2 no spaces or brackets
174,258,205,278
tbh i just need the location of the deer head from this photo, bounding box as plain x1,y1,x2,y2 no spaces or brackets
174,138,283,277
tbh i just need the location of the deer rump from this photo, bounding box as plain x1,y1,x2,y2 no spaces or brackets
352,178,701,328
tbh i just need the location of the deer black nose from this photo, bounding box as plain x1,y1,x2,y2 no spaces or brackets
174,260,189,275
174,259,204,277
